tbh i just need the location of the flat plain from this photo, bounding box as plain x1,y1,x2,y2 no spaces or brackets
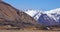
0,29,60,32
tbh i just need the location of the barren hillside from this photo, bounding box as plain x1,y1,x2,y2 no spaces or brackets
0,0,42,29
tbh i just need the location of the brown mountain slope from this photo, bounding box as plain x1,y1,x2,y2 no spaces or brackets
0,1,42,29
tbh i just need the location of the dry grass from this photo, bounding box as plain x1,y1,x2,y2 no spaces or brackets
0,26,60,32
0,29,60,32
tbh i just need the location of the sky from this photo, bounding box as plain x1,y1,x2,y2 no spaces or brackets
3,0,60,11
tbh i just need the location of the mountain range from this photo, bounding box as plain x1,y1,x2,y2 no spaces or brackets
0,0,60,30
25,8,60,27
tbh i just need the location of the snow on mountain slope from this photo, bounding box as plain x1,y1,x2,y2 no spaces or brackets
45,8,60,22
45,8,60,14
38,14,57,26
25,9,43,20
25,10,39,17
24,8,60,26
25,8,60,22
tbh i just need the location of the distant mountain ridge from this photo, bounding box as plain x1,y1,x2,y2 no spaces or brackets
25,8,60,26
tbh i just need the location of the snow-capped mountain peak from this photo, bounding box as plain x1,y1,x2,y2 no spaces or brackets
25,9,43,17
24,8,60,26
45,8,60,14
25,9,39,17
45,8,60,22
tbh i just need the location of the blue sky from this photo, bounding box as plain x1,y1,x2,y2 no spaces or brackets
3,0,60,11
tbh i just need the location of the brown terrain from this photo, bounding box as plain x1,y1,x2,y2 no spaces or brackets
0,0,60,32
0,0,42,29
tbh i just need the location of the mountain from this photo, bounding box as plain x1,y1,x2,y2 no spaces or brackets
45,8,60,22
0,1,42,29
25,8,60,27
25,9,43,20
